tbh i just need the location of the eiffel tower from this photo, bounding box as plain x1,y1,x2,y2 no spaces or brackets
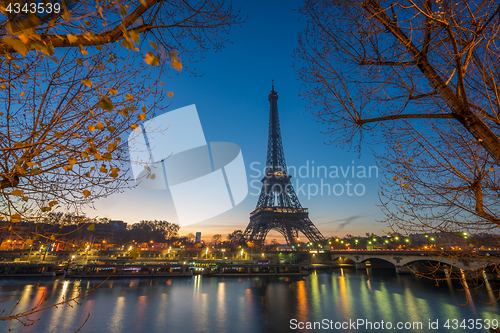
243,82,325,246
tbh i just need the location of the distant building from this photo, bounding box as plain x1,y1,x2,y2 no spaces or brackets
195,232,201,243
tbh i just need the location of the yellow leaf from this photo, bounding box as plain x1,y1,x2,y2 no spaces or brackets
83,190,91,197
67,34,78,43
150,41,158,50
81,79,93,88
11,214,22,222
96,122,105,130
138,113,146,121
48,200,58,207
144,52,159,66
108,88,118,95
99,95,114,111
126,94,134,101
100,165,107,173
169,50,182,71
489,168,494,172
110,168,119,179
393,176,398,181
2,37,28,56
87,223,95,231
22,196,29,202
409,158,413,162
41,206,51,212
18,32,30,44
0,84,7,89
25,239,33,245
87,125,96,132
54,131,63,138
62,10,71,21
45,145,54,150
107,126,116,133
130,30,140,44
167,92,174,98
11,189,24,196
107,142,117,152
20,91,25,97
68,156,77,166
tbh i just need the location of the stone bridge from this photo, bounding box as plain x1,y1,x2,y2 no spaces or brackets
330,250,498,274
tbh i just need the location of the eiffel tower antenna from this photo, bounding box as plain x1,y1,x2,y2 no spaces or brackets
243,84,325,246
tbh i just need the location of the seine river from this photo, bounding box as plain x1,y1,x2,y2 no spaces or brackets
0,269,498,333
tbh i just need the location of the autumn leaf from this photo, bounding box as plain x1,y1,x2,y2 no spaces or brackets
96,122,105,130
11,214,22,223
167,92,174,98
138,113,146,121
48,200,58,207
18,32,30,44
145,52,159,66
150,41,158,50
83,190,91,197
107,142,117,152
110,168,119,179
108,88,118,95
129,30,140,44
41,207,51,212
99,165,107,173
87,125,96,132
99,95,114,111
107,126,116,133
393,176,398,181
67,34,78,43
130,248,140,259
126,94,134,101
11,189,24,196
81,79,93,88
87,223,95,231
2,37,28,56
169,50,182,71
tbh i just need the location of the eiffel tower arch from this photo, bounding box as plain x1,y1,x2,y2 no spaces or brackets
243,82,325,246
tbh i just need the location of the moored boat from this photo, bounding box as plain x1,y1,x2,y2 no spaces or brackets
0,263,63,278
206,264,308,277
67,263,192,278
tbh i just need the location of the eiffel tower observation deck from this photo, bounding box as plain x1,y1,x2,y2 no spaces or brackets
243,82,325,246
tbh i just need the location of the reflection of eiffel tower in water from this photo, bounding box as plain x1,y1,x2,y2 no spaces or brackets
243,82,325,246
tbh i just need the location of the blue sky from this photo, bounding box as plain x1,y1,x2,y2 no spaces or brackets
85,0,388,241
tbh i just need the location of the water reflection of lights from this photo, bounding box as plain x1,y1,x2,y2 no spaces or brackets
193,274,202,293
296,280,309,323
